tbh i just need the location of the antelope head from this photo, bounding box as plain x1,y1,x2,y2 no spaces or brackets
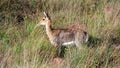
36,11,51,26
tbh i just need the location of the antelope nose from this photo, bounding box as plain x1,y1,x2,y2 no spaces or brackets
36,23,41,27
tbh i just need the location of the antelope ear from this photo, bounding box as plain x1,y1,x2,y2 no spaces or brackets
44,11,47,17
43,11,51,19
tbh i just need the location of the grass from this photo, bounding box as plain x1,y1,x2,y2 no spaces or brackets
0,0,120,68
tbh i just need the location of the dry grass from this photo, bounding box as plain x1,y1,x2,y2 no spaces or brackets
0,0,120,68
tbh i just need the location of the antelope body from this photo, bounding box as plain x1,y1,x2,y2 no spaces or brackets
37,12,88,48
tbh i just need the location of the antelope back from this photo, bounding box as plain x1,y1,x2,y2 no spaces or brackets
68,23,87,32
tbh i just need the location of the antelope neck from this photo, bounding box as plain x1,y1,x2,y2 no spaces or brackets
45,20,53,39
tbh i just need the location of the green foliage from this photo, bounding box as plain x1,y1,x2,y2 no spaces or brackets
0,0,120,68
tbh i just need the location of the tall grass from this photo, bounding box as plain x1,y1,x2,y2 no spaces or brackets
0,0,120,68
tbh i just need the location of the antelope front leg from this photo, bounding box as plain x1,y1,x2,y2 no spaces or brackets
56,46,62,57
56,45,66,58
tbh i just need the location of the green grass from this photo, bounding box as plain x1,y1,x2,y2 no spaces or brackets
0,0,120,68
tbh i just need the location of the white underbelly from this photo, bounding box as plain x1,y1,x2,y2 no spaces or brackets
62,41,75,46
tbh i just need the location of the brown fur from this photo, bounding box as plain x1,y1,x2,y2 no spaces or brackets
68,23,87,32
37,12,89,47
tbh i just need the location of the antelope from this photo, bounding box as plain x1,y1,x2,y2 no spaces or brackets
36,11,89,56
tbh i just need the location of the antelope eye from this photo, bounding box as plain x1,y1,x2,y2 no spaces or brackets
43,19,45,20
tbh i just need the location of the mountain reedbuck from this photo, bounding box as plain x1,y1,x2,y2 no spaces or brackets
36,12,89,56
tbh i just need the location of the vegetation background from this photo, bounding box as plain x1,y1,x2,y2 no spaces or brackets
0,0,120,68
